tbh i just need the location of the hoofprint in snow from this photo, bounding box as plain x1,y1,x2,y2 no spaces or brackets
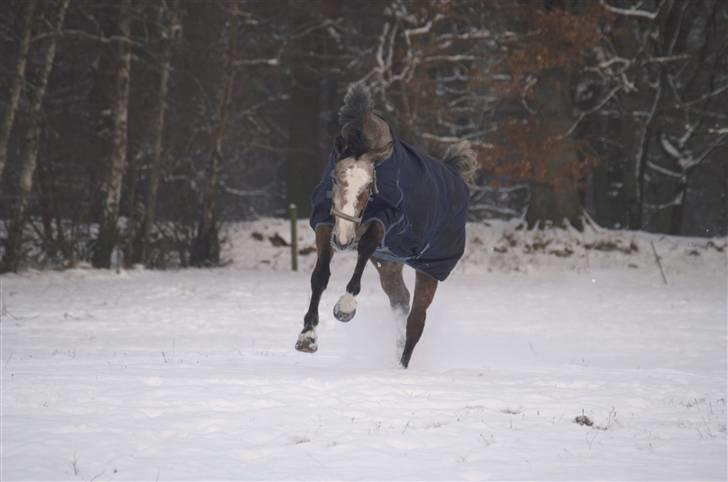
1,220,726,480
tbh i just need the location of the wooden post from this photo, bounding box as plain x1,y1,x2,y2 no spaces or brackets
650,240,668,285
290,203,298,272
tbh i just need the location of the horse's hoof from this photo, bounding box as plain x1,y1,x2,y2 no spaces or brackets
333,293,357,323
295,331,318,353
334,306,356,322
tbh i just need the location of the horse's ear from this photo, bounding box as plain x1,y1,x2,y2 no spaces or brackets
366,142,393,165
334,135,346,157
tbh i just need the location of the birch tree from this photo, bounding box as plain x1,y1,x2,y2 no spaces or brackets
0,0,36,182
1,0,70,273
91,0,132,268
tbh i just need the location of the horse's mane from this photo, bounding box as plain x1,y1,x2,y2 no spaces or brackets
338,83,392,160
338,82,372,128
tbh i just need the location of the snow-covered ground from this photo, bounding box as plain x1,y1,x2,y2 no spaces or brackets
1,220,726,480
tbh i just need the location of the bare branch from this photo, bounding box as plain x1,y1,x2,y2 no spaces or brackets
600,0,660,20
559,85,623,139
421,54,476,63
685,133,728,170
647,161,683,180
32,29,141,47
645,191,684,211
683,83,728,107
420,133,493,149
232,58,279,67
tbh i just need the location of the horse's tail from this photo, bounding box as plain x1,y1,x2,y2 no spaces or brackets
444,141,478,184
338,82,373,127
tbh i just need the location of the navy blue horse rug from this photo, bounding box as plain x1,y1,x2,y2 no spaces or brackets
310,134,469,281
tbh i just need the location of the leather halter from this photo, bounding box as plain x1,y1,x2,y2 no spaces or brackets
330,206,363,224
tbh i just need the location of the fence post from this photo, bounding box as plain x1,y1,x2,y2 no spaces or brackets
290,203,298,272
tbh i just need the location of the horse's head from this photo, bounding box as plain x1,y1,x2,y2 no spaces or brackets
330,83,393,250
330,136,376,250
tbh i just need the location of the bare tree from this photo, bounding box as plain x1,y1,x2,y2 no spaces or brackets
2,0,70,273
138,0,180,267
190,2,239,266
0,0,37,182
285,6,324,218
361,1,494,144
587,0,728,232
91,0,132,268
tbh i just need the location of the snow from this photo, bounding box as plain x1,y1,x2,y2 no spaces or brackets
1,219,726,480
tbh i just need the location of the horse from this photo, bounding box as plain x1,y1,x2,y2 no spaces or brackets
294,83,477,368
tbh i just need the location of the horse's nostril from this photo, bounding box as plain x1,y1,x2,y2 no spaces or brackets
332,235,353,251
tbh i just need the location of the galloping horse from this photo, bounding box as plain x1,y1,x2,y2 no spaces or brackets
295,83,476,368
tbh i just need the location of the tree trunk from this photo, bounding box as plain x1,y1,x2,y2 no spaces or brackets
286,10,322,218
37,136,58,259
139,0,178,267
668,178,688,235
525,69,583,230
0,0,36,182
1,0,69,273
122,144,139,266
628,0,685,231
92,0,133,269
527,179,582,229
190,3,237,267
286,78,321,218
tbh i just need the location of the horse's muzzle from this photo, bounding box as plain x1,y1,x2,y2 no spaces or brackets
331,236,355,251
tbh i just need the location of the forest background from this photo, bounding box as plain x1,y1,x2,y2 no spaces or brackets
1,0,725,272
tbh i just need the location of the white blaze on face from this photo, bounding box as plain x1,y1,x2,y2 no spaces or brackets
333,158,373,248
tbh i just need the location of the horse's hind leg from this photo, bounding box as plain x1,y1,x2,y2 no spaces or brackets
400,271,438,368
370,258,410,316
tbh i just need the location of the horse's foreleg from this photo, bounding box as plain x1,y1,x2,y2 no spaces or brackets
295,225,333,353
400,271,438,368
333,222,383,322
371,258,410,316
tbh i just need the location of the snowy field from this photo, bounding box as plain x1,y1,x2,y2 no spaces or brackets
1,220,726,481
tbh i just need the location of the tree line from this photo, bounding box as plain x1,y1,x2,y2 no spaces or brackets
1,0,725,272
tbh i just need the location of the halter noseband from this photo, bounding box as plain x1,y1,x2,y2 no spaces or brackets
330,207,363,224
